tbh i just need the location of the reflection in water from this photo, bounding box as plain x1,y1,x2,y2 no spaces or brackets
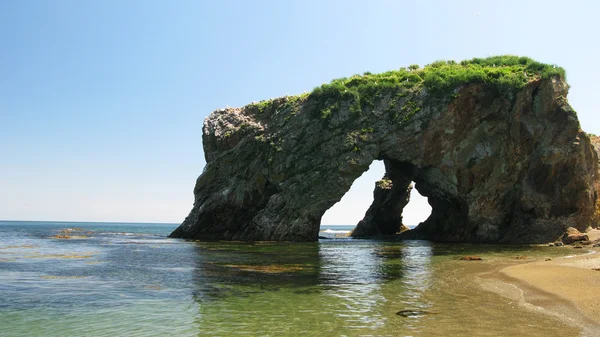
190,240,437,335
399,241,434,308
396,241,435,335
190,242,326,335
319,241,387,329
317,241,433,329
191,242,322,300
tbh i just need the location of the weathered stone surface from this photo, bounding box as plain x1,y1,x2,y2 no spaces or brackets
171,61,598,243
561,227,590,244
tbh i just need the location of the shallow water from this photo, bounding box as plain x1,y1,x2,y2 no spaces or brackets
0,221,586,336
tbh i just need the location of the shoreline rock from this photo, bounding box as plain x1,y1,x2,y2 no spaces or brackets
562,227,589,245
171,57,599,243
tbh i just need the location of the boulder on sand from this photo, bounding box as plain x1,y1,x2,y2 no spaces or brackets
561,227,589,245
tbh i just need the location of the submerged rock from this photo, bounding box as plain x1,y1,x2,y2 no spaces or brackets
171,56,599,243
460,256,483,261
396,309,439,317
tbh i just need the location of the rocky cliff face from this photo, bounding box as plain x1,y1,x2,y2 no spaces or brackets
170,56,599,243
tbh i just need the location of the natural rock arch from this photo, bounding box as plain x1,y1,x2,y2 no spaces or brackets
170,57,599,243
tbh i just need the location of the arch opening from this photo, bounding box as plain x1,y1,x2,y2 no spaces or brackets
313,154,471,240
320,160,385,237
319,158,433,239
349,158,465,239
403,183,432,229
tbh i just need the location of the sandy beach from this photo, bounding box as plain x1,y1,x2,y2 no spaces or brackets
480,229,600,335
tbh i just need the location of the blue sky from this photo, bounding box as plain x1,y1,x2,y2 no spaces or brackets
1,0,599,225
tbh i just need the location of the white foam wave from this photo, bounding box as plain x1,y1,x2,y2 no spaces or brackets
322,229,351,234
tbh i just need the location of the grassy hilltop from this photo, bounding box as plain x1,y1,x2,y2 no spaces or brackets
249,55,566,121
313,55,564,97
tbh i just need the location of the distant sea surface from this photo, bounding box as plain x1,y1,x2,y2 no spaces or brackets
0,221,582,336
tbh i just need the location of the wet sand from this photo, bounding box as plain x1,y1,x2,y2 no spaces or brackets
479,230,600,336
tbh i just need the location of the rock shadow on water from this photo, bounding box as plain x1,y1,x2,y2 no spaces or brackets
188,239,486,335
189,240,441,301
190,242,323,301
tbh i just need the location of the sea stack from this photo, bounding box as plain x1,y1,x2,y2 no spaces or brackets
170,56,599,243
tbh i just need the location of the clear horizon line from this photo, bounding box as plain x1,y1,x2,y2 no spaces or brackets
0,219,180,225
0,219,358,226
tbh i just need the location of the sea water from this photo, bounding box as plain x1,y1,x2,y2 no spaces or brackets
0,221,586,336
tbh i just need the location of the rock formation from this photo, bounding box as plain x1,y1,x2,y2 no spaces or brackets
170,56,599,243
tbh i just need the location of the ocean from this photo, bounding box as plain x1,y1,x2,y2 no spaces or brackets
0,221,584,336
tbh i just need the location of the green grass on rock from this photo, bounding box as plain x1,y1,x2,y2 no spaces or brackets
248,55,565,123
